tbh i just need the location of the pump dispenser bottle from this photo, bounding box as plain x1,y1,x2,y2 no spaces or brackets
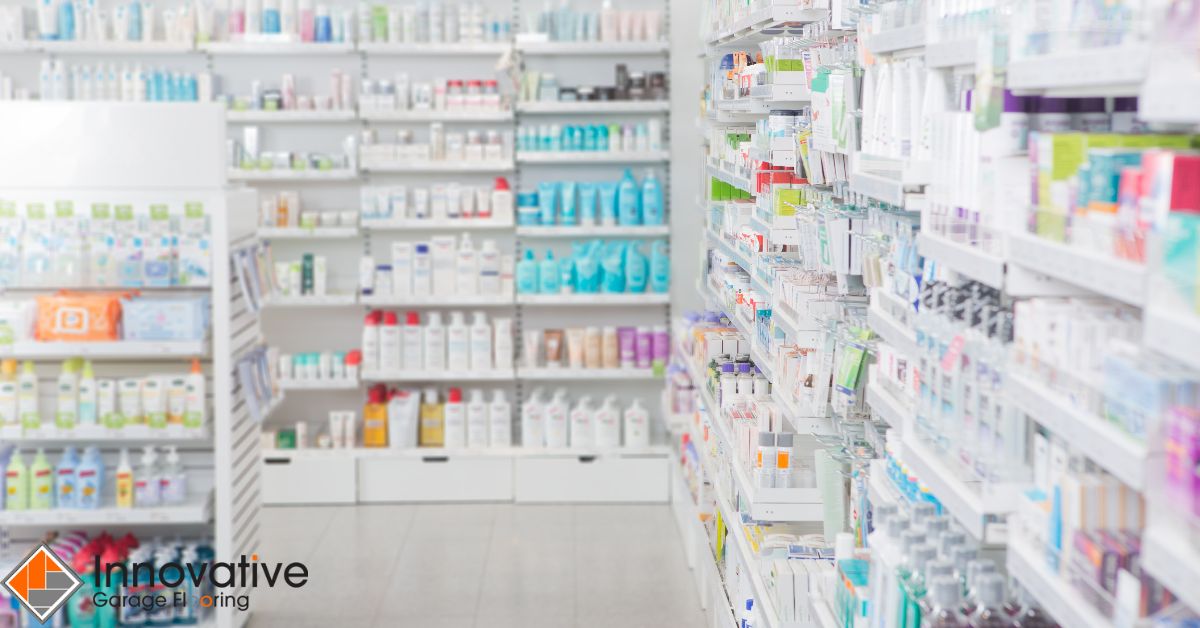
568,396,593,448
522,388,545,447
543,389,568,448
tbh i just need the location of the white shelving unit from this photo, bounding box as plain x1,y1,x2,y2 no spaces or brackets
200,41,357,55
516,151,670,164
358,42,509,55
226,109,357,123
516,225,670,237
359,369,516,382
518,367,660,380
360,160,515,173
515,41,669,55
256,226,359,239
361,217,514,231
358,109,514,122
358,293,514,307
516,101,670,114
517,293,670,305
0,340,209,359
228,168,359,181
261,294,359,308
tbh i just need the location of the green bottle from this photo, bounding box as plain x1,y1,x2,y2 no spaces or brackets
29,448,53,509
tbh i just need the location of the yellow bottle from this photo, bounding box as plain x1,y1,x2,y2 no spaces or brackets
115,448,134,508
362,386,389,448
419,387,444,447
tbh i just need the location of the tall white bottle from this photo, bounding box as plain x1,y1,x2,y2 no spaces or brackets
568,396,594,449
593,396,620,448
522,389,545,448
466,389,488,448
456,234,478,295
468,311,492,371
446,311,470,372
478,239,501,295
423,311,446,371
401,311,423,370
443,387,466,448
543,389,569,448
488,390,511,447
493,317,513,371
378,311,402,372
623,399,649,448
361,311,381,372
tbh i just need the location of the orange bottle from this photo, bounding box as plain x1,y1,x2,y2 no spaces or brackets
362,385,389,447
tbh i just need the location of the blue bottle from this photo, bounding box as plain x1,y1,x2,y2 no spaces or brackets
617,169,641,226
539,251,561,293
55,446,79,509
625,244,648,293
58,0,75,40
649,240,670,293
516,250,539,294
641,170,664,226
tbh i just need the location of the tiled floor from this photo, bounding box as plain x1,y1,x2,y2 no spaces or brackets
247,504,706,628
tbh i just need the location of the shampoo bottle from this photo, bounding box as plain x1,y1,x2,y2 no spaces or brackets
641,170,663,225
402,311,423,370
29,448,52,510
623,399,649,448
469,311,492,371
361,310,381,372
5,450,27,511
55,446,78,509
466,389,488,448
419,387,444,447
363,385,389,447
423,312,446,371
522,389,546,448
18,361,40,430
76,447,102,509
649,240,669,293
593,396,620,448
0,359,17,426
446,311,470,372
617,168,641,225
115,448,134,508
183,359,205,429
493,318,514,371
55,359,79,429
133,446,160,507
443,387,466,448
488,390,511,447
568,396,594,448
544,389,569,448
516,249,539,294
625,244,648,292
456,234,478,295
378,311,402,372
538,250,561,293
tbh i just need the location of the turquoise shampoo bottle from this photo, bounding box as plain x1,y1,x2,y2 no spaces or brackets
625,244,648,293
516,250,539,294
641,170,664,225
617,169,641,226
539,251,561,293
649,240,669,293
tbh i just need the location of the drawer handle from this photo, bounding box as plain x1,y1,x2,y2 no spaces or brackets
422,456,450,463
577,455,597,464
263,458,292,465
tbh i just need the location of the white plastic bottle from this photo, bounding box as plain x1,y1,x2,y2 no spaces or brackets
544,389,569,448
456,233,478,295
492,318,513,371
55,359,79,429
387,389,418,449
568,396,594,449
361,311,381,372
623,399,649,448
488,390,511,447
593,396,620,448
443,387,466,448
446,311,470,372
423,311,446,371
466,389,488,448
78,361,98,425
183,359,206,429
401,311,423,371
379,311,402,372
469,311,492,371
134,446,160,507
522,388,545,448
0,360,17,426
159,445,186,504
478,239,500,295
17,361,40,430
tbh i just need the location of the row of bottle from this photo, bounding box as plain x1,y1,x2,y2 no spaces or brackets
516,121,663,154
522,326,668,371
356,2,511,44
359,75,505,113
522,389,649,449
0,359,207,431
228,69,355,113
865,502,1057,628
360,310,513,374
359,124,510,163
360,177,515,224
364,385,511,449
4,445,187,511
517,170,664,227
515,240,670,294
34,0,193,43
38,60,210,102
363,234,514,299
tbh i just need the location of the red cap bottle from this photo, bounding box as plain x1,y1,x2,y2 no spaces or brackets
405,311,421,326
447,387,463,403
382,311,398,326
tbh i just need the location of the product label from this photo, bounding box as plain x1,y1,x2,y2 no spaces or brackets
25,202,46,220
114,204,135,221
184,201,205,218
0,200,15,218
149,203,170,221
54,200,74,218
91,202,112,220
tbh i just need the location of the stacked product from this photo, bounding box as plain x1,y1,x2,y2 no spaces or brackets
259,190,358,230
355,2,511,44
515,239,669,295
521,326,668,374
360,385,512,450
269,250,334,299
0,292,209,344
519,2,663,43
215,0,354,44
277,349,360,385
37,61,212,101
520,389,649,449
360,234,513,299
358,310,513,375
3,445,189,510
30,0,197,44
359,75,506,114
517,119,663,153
516,170,664,227
360,177,513,225
359,124,512,166
222,70,356,113
519,65,667,103
229,126,356,172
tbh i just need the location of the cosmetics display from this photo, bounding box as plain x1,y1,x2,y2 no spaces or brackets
519,388,649,449
30,0,197,44
34,61,212,102
516,119,663,153
359,124,512,166
222,70,355,113
519,65,667,103
359,75,507,114
356,2,511,44
520,2,662,43
216,0,354,43
229,127,357,172
0,358,207,433
359,235,513,299
277,349,360,385
259,190,359,229
359,310,513,374
516,170,664,227
360,178,514,225
520,325,667,372
3,444,190,510
515,239,669,294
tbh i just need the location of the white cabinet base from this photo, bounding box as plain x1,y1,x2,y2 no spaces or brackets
262,454,357,505
514,454,670,503
357,455,515,502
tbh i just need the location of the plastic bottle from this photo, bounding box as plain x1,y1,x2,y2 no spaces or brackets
966,574,1008,628
625,243,648,292
75,447,102,509
617,169,641,225
456,234,478,295
362,385,389,447
160,446,186,504
0,359,18,426
568,396,594,448
115,448,134,508
446,311,470,372
386,389,418,450
538,250,561,293
516,249,539,293
401,311,423,370
379,311,402,372
78,360,98,425
18,361,40,430
593,395,620,448
466,389,488,448
443,387,466,448
54,358,79,429
649,240,669,293
468,311,492,371
424,312,446,371
921,576,966,628
133,446,160,507
419,387,444,447
522,389,545,448
479,240,501,295
183,359,205,429
641,170,663,225
27,448,52,510
55,446,79,509
1007,584,1056,628
488,390,511,447
5,450,27,510
623,399,649,448
361,310,382,373
544,389,569,448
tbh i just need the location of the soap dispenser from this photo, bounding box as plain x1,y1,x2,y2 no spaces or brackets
568,396,593,449
543,389,568,448
521,388,545,448
593,396,620,448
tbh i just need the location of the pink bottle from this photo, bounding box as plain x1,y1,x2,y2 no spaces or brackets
298,0,315,41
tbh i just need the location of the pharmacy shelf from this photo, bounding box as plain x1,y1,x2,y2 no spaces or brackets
0,490,212,526
866,459,903,510
917,232,1006,290
0,340,207,359
774,388,836,437
201,41,356,55
359,109,514,122
516,151,669,164
770,303,824,348
812,599,838,628
1008,537,1113,628
359,369,516,382
0,41,40,52
1139,72,1200,125
361,160,514,173
516,101,670,115
261,294,358,308
748,83,811,103
865,24,925,55
1007,371,1146,491
1142,523,1200,614
866,381,911,429
228,169,358,181
0,424,210,444
516,40,669,55
705,6,829,48
41,40,198,54
264,445,671,460
926,38,977,68
361,217,514,230
358,294,514,307
1144,306,1200,371
706,163,755,193
358,42,509,55
1007,44,1149,96
256,226,359,239
518,367,661,380
517,293,669,306
1007,232,1146,307
226,109,357,123
848,167,926,208
278,379,360,391
707,228,756,276
516,225,670,237
897,433,1018,543
867,301,916,358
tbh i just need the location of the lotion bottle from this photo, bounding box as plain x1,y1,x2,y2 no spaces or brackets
443,387,466,448
55,359,79,429
419,387,444,446
568,396,593,448
423,312,446,371
29,448,52,510
488,390,511,447
134,446,160,507
0,359,17,426
466,389,488,448
55,446,79,509
446,311,470,372
593,396,620,448
183,359,205,429
379,311,402,372
456,234,478,295
79,360,99,425
18,361,39,430
5,450,27,510
402,311,423,371
115,448,134,508
469,311,492,371
522,388,545,448
361,310,381,372
544,389,569,448
623,399,649,448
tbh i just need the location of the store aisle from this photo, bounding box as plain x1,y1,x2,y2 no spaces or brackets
247,503,705,628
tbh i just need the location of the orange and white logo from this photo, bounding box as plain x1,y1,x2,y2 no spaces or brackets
2,544,83,622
